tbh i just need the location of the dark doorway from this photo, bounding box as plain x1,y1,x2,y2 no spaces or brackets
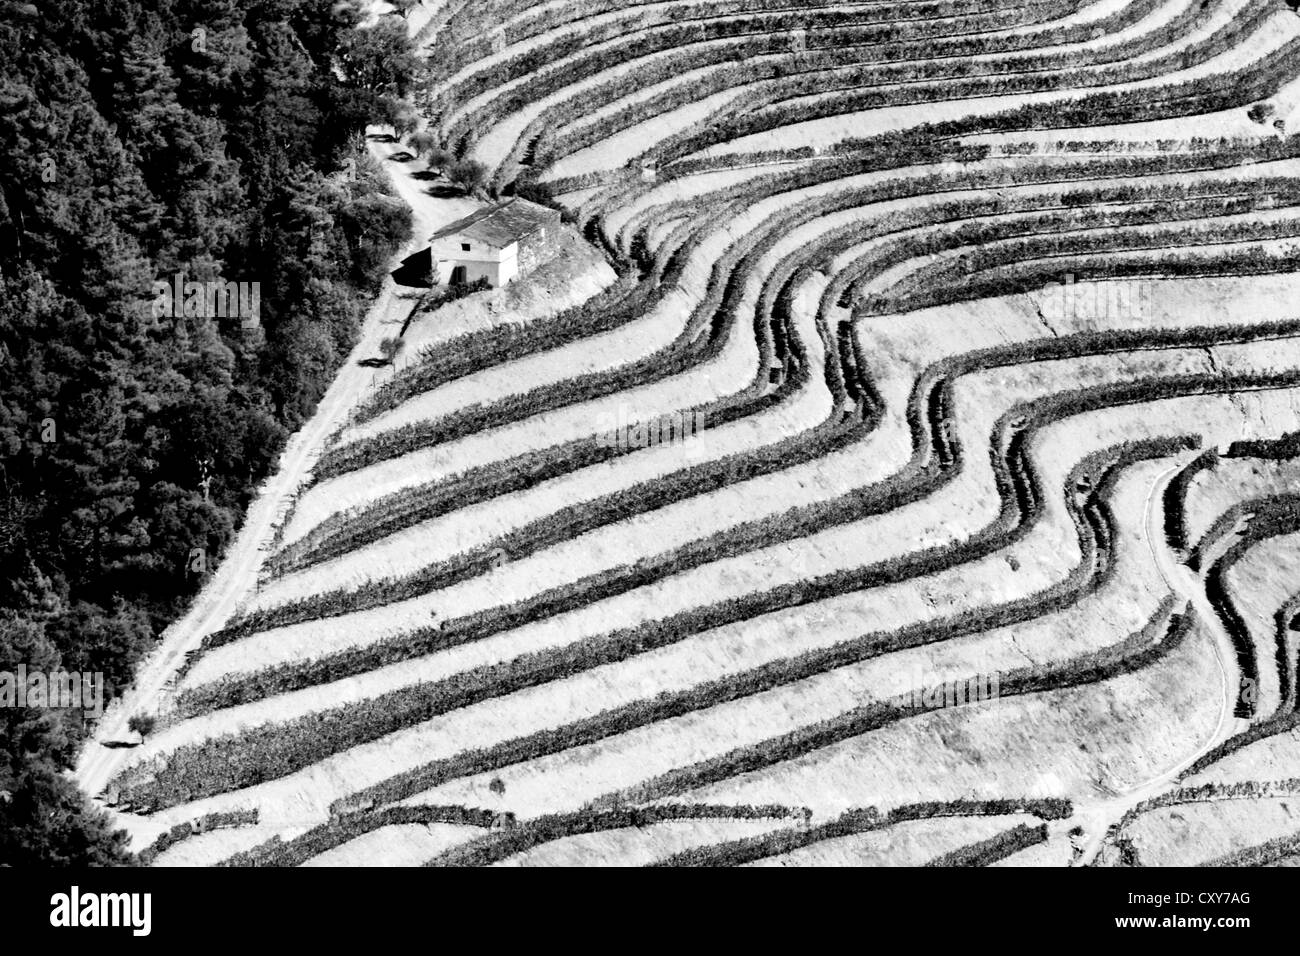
451,265,468,285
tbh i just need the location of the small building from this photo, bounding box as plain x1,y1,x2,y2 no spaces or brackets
427,198,561,288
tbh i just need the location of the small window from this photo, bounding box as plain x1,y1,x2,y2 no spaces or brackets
461,242,471,252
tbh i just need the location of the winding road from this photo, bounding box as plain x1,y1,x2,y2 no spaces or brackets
1070,453,1244,866
73,131,446,806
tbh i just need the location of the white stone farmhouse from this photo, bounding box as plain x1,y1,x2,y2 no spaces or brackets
427,197,561,288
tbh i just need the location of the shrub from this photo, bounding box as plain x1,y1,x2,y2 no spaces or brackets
1249,102,1276,124
924,823,1049,866
377,337,405,366
408,130,439,158
448,158,488,195
425,146,454,172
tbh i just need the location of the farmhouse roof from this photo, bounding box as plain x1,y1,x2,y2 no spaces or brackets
430,198,559,248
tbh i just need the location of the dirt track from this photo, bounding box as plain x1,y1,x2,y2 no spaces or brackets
1071,456,1245,866
74,132,439,808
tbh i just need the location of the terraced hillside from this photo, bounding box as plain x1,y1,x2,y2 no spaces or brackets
93,0,1300,866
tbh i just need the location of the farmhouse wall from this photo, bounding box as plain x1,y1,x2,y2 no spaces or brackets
517,226,555,274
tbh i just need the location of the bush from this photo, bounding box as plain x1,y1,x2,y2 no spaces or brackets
924,823,1049,866
426,146,454,172
378,337,405,366
448,158,488,195
647,799,1068,867
408,130,439,158
1249,102,1276,124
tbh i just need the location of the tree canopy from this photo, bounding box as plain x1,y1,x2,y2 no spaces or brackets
0,0,415,863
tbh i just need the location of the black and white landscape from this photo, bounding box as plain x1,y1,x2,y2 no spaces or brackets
5,0,1300,869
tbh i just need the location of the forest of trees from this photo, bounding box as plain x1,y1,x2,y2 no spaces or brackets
0,0,417,864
